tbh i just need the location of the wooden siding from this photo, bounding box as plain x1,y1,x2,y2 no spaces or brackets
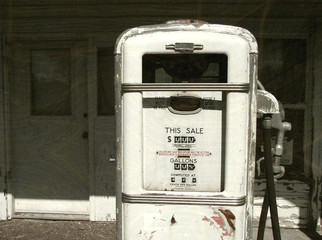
0,1,317,39
0,18,311,40
0,3,321,18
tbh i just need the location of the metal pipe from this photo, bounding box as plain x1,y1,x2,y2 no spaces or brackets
272,121,291,175
257,80,266,91
274,166,285,180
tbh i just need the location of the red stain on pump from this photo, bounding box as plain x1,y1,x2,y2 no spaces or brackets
202,208,235,239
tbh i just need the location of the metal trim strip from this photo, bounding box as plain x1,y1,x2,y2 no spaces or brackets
13,212,90,221
122,83,249,93
122,193,246,206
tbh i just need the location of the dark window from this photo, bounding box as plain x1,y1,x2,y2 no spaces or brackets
97,47,115,116
259,39,306,104
258,39,307,178
31,49,71,115
143,54,227,83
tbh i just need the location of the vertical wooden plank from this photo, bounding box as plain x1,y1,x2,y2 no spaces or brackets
304,22,314,177
87,39,97,221
3,38,13,220
304,21,315,229
0,33,8,220
0,35,12,220
312,18,322,231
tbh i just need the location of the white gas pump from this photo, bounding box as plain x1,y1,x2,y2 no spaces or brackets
115,20,258,240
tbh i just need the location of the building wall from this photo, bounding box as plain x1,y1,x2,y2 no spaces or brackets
0,0,321,230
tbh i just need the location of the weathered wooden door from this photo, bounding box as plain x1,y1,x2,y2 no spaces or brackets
8,41,89,219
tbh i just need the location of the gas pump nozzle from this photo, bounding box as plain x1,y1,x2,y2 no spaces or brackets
257,89,292,179
271,107,292,179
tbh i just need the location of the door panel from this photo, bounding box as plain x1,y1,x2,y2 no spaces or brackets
8,41,89,215
90,46,116,221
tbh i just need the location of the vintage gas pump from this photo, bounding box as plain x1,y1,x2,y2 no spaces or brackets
115,20,258,240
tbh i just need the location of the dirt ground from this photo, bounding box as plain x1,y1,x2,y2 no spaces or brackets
0,219,321,240
0,219,116,240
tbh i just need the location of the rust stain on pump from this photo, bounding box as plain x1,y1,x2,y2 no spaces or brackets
171,215,176,225
219,209,236,231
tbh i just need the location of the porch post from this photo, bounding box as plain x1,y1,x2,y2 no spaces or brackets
312,18,322,231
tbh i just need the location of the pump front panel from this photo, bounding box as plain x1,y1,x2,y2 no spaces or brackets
143,91,223,192
142,52,228,192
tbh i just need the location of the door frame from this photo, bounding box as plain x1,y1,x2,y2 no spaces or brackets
87,35,119,221
1,34,13,220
